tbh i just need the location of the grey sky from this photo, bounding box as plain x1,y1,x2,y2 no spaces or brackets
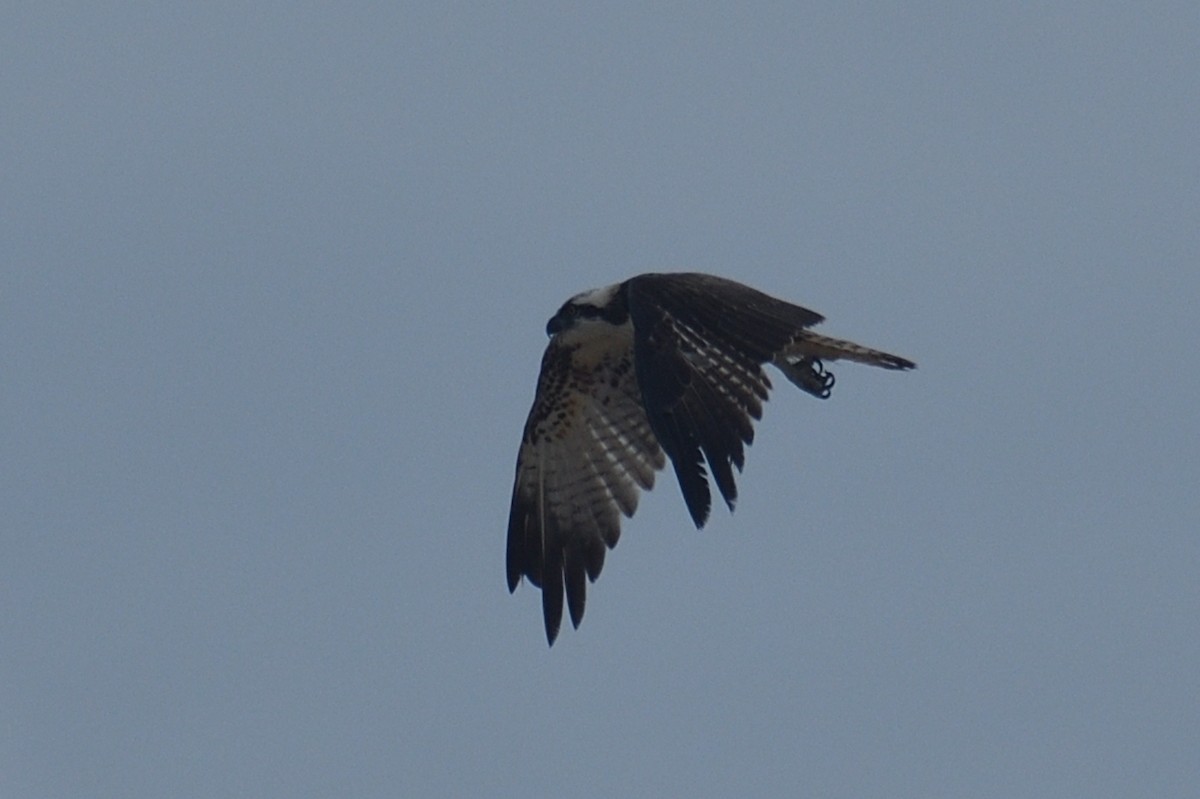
4,3,1198,797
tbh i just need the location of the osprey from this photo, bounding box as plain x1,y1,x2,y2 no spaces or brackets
507,273,914,644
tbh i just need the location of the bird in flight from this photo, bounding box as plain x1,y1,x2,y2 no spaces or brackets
506,273,914,644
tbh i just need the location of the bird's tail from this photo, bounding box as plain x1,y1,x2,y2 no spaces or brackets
784,332,916,371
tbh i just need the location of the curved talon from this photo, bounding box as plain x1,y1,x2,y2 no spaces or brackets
775,355,837,399
809,358,835,398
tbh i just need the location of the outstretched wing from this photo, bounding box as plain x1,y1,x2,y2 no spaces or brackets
626,273,830,528
506,328,666,644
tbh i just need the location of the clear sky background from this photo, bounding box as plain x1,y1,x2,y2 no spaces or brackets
4,3,1198,797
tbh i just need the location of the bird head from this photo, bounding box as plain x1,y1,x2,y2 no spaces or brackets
545,282,626,336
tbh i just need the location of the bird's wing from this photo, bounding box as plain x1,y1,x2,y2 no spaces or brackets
507,329,665,644
625,273,829,527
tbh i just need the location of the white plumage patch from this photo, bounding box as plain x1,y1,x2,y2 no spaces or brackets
568,282,621,309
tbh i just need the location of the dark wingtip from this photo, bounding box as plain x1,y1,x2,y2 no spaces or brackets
543,608,562,647
542,570,564,647
506,551,522,593
673,459,712,529
565,553,587,630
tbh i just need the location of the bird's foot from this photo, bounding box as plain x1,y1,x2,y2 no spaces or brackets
776,356,835,399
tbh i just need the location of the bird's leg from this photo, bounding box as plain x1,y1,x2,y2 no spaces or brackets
774,356,836,399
